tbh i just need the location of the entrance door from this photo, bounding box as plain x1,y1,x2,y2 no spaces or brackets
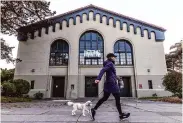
85,77,98,97
119,77,132,97
52,76,65,97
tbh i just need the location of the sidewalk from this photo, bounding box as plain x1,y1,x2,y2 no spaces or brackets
1,99,182,123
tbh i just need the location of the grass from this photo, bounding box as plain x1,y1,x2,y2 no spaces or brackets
138,96,182,104
1,96,32,103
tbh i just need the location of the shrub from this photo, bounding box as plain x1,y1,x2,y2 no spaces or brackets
152,93,157,97
1,96,32,103
2,82,16,96
23,94,30,98
13,79,30,96
163,71,182,98
34,91,43,99
157,97,182,104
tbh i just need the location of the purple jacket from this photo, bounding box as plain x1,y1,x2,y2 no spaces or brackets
96,59,120,93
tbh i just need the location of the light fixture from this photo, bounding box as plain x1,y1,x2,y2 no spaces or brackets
31,69,35,72
147,69,150,73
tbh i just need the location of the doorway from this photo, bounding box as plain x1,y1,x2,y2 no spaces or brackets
52,76,65,97
85,76,98,97
119,77,132,97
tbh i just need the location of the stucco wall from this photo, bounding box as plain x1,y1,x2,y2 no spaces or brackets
15,12,169,98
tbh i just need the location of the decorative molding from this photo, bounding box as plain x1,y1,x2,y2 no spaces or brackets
17,4,165,42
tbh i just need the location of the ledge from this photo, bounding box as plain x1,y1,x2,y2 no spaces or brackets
49,66,68,68
79,65,103,68
115,65,133,68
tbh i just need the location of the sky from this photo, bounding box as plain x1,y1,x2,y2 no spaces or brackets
1,0,183,69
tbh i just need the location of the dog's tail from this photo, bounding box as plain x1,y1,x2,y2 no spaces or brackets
67,101,74,106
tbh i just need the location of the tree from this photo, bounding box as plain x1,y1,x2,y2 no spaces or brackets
165,40,182,72
163,71,182,98
1,1,56,35
1,68,15,83
1,1,56,63
1,38,14,63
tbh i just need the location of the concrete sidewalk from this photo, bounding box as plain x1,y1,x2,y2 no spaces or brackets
1,99,182,123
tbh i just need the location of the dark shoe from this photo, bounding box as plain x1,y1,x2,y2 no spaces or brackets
119,113,130,120
91,108,96,120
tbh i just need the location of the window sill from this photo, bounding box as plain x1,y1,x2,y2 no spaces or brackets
79,65,103,68
115,65,133,68
49,66,68,68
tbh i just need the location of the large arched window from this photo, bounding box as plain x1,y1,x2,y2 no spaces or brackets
114,40,133,65
79,31,104,65
49,39,69,66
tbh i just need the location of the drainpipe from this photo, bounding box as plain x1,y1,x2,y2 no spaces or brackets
133,54,138,98
65,61,69,99
133,66,138,98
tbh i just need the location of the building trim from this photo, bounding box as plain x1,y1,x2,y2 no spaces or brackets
17,4,165,42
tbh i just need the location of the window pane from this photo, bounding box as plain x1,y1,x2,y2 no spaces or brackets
63,43,69,52
65,54,69,59
98,53,104,65
79,31,104,65
91,41,97,50
119,42,125,52
31,80,34,89
114,53,120,64
114,43,118,52
85,33,90,40
120,53,126,65
127,53,131,58
127,61,132,65
85,41,91,50
80,53,84,64
125,43,132,52
86,59,90,65
50,56,55,65
92,33,97,40
92,59,97,64
98,41,103,51
50,40,69,66
81,35,85,40
80,41,85,52
57,41,62,51
126,53,132,65
113,40,133,66
120,53,126,58
98,35,102,41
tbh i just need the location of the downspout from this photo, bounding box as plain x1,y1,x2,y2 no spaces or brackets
65,57,69,99
133,66,138,98
132,48,138,98
65,64,69,99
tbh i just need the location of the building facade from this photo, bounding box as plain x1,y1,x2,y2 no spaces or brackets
15,5,172,99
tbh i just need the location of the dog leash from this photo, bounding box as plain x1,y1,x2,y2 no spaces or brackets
75,90,104,123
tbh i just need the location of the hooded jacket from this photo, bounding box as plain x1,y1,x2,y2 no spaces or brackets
96,59,120,93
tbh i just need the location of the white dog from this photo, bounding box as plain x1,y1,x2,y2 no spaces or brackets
67,101,92,116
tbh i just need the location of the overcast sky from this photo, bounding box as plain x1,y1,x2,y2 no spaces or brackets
1,0,183,69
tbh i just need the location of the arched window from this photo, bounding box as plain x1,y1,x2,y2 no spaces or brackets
49,39,69,66
114,40,133,65
79,31,104,65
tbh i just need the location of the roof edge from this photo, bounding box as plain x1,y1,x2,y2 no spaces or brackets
17,4,166,31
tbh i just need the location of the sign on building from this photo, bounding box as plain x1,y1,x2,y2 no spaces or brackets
84,50,101,58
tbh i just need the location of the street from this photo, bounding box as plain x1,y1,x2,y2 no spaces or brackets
1,99,182,123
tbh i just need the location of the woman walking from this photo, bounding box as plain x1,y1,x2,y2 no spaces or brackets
91,53,130,121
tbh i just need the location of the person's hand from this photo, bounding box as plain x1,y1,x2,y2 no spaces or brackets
95,80,100,84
